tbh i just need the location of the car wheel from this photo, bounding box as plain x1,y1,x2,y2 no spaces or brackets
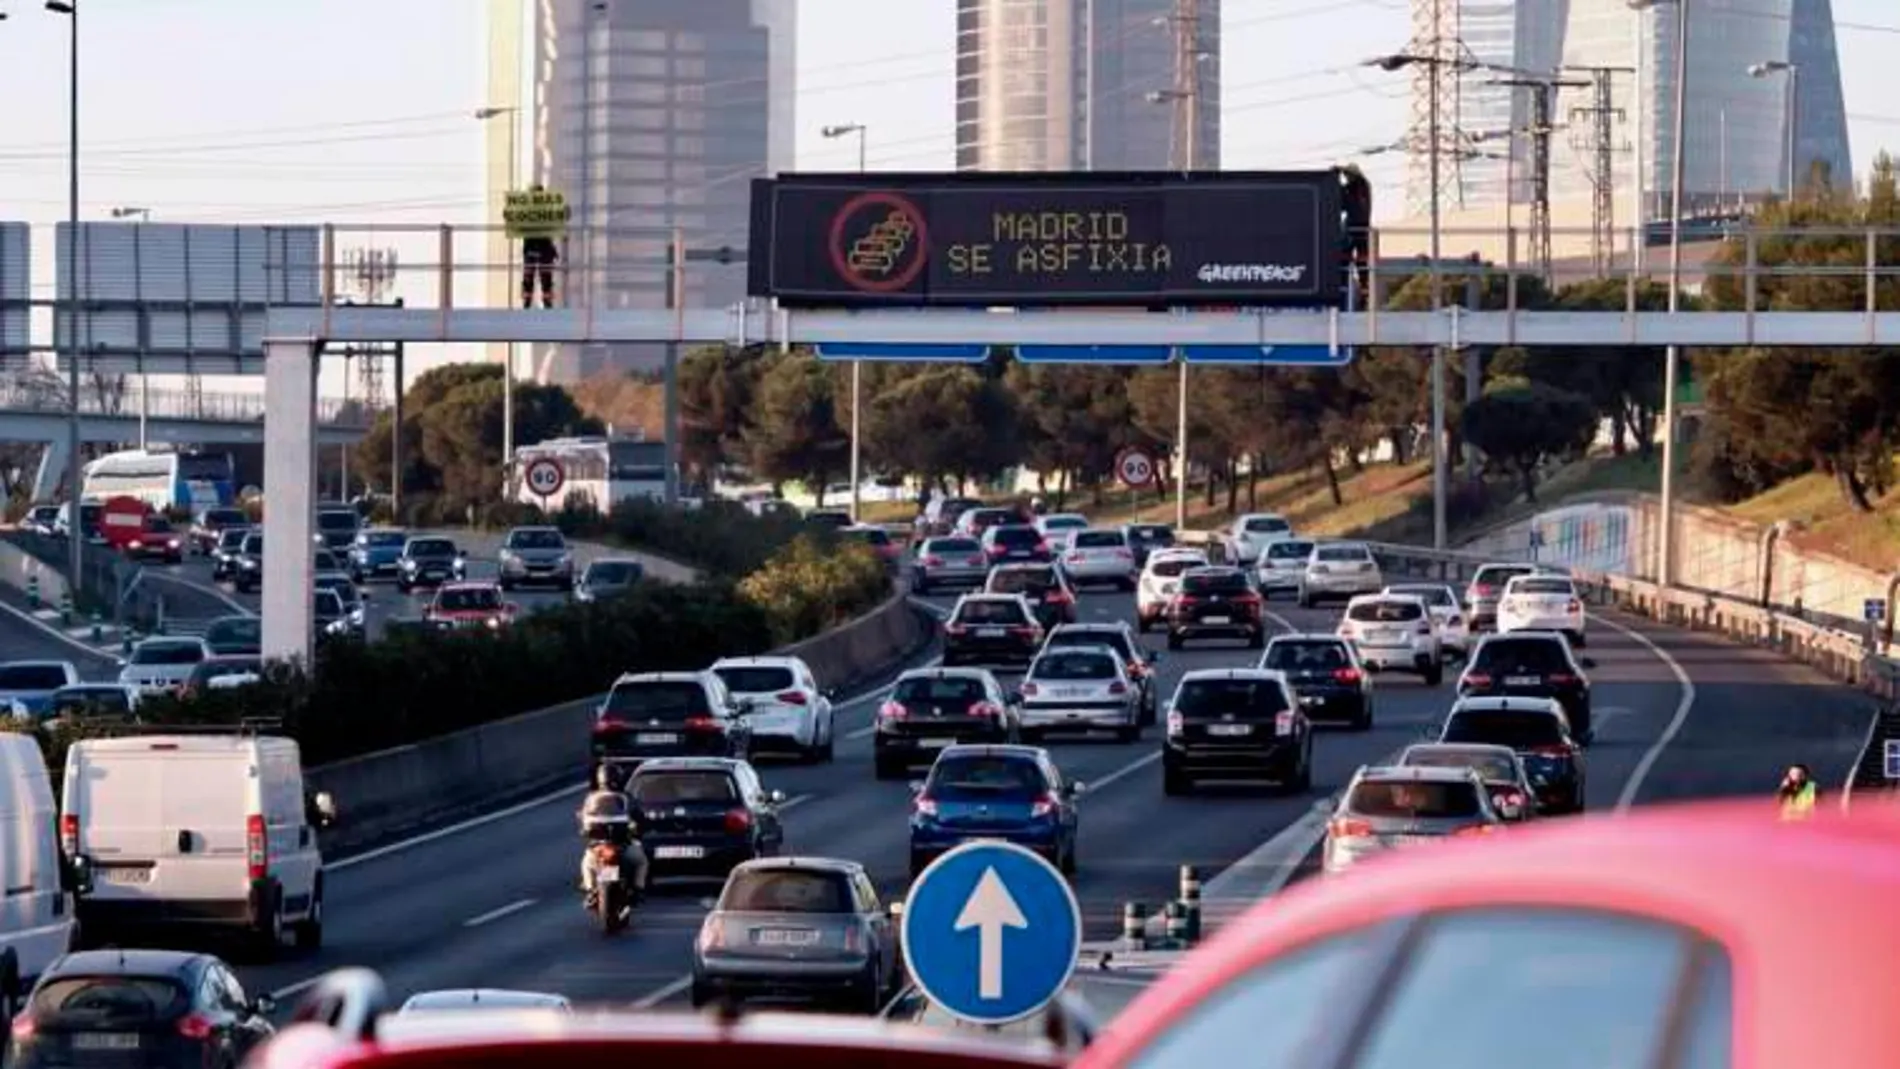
1289,742,1314,793
1163,765,1191,796
1167,633,1184,651
820,715,837,762
253,892,284,960
292,880,324,952
1569,630,1587,648
1246,629,1266,650
874,754,905,781
908,853,929,880
1297,590,1313,608
1422,663,1443,686
1136,615,1151,634
1060,840,1077,876
689,982,713,1009
914,579,930,595
1354,701,1374,731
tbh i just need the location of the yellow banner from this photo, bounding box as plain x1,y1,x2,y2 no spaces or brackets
503,189,570,239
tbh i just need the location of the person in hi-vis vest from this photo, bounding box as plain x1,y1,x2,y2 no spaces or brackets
1778,764,1817,820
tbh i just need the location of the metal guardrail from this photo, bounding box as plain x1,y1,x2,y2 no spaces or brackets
0,375,374,427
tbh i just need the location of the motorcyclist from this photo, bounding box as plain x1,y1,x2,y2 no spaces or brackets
578,765,650,900
1777,763,1817,820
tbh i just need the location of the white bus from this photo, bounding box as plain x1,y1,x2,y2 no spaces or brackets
80,448,236,511
513,437,670,513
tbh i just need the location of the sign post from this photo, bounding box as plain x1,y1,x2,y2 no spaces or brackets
900,841,1081,1026
523,457,565,512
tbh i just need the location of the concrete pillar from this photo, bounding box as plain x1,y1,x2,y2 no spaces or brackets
32,439,69,501
262,337,319,665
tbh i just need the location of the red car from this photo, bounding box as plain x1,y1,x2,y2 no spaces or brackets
1077,798,1900,1069
423,581,517,630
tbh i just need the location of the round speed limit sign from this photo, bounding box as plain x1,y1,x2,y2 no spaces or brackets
524,457,565,498
1115,447,1157,489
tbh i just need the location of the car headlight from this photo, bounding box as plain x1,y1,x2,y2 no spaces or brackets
241,558,258,569
349,608,365,625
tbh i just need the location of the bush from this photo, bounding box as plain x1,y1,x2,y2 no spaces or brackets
738,536,892,646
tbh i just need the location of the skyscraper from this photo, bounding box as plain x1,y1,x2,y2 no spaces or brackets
491,0,794,384
954,0,1219,173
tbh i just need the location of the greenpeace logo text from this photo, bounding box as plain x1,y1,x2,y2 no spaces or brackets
1197,263,1309,285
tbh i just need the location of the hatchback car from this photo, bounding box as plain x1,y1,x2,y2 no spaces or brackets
395,536,466,593
347,528,410,583
229,531,265,593
691,858,900,1012
5,949,274,1069
187,507,249,556
498,526,573,590
1295,541,1383,606
1254,537,1316,597
1396,742,1537,822
1336,594,1443,685
956,506,1029,538
1222,513,1294,566
1458,632,1596,744
1497,573,1589,646
941,594,1045,668
120,517,184,564
573,558,645,602
872,668,1019,779
838,525,903,569
1164,567,1266,650
804,509,854,530
1018,644,1142,743
1135,549,1210,632
179,657,266,700
1034,513,1091,553
314,506,361,551
709,656,836,762
982,524,1054,565
1383,582,1471,656
1322,765,1503,875
592,671,753,764
208,527,251,582
985,563,1077,629
43,684,140,728
1463,561,1541,632
1162,669,1313,796
423,582,515,630
1060,528,1139,590
0,661,79,719
622,758,786,878
911,536,990,593
1258,635,1372,730
116,638,212,697
1439,696,1587,813
1121,522,1176,567
908,745,1082,877
1041,622,1161,725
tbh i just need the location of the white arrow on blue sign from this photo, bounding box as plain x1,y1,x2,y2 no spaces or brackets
1180,344,1353,366
900,840,1081,1025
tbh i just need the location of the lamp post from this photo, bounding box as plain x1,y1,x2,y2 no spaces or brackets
1748,60,1799,196
475,105,520,496
110,207,152,450
47,0,81,594
821,122,868,521
1146,86,1201,530
1630,0,1689,589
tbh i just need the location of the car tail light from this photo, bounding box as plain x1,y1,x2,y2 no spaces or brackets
177,1013,215,1040
1336,622,1357,639
1166,710,1184,736
1532,744,1575,757
1333,667,1363,684
1567,599,1583,614
1416,620,1432,634
1495,791,1527,809
1173,595,1200,608
1115,548,1134,560
1065,550,1085,562
844,924,863,953
776,690,808,705
11,1014,35,1041
246,814,267,881
1474,585,1495,597
1009,626,1042,640
1454,824,1499,837
1107,681,1127,695
1019,682,1040,697
966,555,987,567
684,716,721,732
968,701,1000,718
1448,615,1463,626
913,794,939,817
698,916,727,951
945,622,968,636
1328,817,1372,838
1030,793,1059,818
921,555,944,566
1547,673,1578,686
592,717,626,735
1463,672,1493,688
986,544,1007,557
878,701,907,722
1035,541,1051,555
1046,590,1073,604
724,808,753,833
60,813,77,856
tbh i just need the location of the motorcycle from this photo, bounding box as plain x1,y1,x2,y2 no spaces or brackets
587,840,633,934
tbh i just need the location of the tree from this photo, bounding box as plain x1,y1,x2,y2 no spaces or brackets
570,370,662,438
677,345,771,486
1461,381,1597,501
866,367,1020,491
1002,365,1137,504
745,354,850,498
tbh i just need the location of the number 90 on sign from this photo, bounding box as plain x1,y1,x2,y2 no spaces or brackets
1115,449,1156,489
525,459,565,497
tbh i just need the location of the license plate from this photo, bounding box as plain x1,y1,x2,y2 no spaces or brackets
1370,630,1403,644
977,627,1006,638
1051,687,1090,698
756,928,820,947
100,867,151,885
1301,695,1323,706
635,733,679,745
598,866,620,882
1203,615,1231,625
72,1034,140,1051
1207,723,1251,736
655,845,705,860
1505,676,1541,686
919,738,954,749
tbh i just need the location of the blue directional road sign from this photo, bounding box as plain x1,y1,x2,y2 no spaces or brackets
1015,345,1174,365
814,342,992,363
1885,739,1900,781
1180,344,1353,366
900,841,1081,1025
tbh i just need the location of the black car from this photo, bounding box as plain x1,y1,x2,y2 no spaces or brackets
1457,633,1596,743
984,563,1077,629
208,527,251,581
941,595,1045,667
200,615,260,657
1259,634,1373,730
1162,669,1313,796
187,507,249,556
623,758,786,879
981,524,1053,565
1041,622,1162,725
1439,697,1588,813
873,667,1019,779
592,672,754,764
314,505,361,551
395,536,466,593
1121,523,1177,567
230,532,264,594
1164,567,1266,650
180,656,264,699
5,950,274,1069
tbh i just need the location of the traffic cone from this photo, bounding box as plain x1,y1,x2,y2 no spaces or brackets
26,573,39,609
58,592,72,628
89,611,102,644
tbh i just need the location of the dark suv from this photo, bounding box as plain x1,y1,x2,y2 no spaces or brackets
1259,635,1372,730
623,758,786,878
984,563,1076,629
942,595,1044,667
873,668,1020,779
982,524,1053,565
1162,669,1313,796
1165,567,1265,650
1439,697,1587,814
592,672,753,764
1457,632,1596,744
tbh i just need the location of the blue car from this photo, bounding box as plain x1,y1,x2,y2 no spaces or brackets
907,744,1083,879
0,660,80,719
349,527,410,582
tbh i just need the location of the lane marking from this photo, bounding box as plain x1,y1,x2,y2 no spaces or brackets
268,975,324,1001
1840,702,1885,811
632,975,693,1009
1084,751,1161,791
145,570,253,615
0,597,122,664
1602,613,1698,814
328,784,589,872
463,897,537,928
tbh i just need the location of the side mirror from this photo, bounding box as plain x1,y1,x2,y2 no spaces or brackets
114,658,126,668
768,789,787,805
907,780,925,795
252,995,277,1017
1578,657,1598,669
823,687,841,700
311,791,338,829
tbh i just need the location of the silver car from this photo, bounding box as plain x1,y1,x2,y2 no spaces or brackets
1254,537,1316,596
1322,765,1503,875
116,637,213,696
498,525,573,590
1035,513,1091,553
691,857,901,1012
1384,582,1471,654
1059,528,1138,590
1017,644,1142,743
398,990,571,1014
1297,541,1384,606
576,558,645,602
912,536,990,593
1394,743,1536,823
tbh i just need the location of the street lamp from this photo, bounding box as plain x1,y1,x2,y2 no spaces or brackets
1748,60,1799,196
110,207,153,447
47,0,81,595
821,122,868,521
1147,86,1202,530
475,104,520,495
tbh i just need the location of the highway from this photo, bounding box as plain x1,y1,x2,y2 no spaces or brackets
170,580,1869,1016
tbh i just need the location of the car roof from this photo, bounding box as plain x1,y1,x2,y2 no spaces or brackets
956,593,1029,604
896,666,994,682
1050,622,1132,635
1352,764,1482,784
0,659,73,670
436,581,497,592
627,757,741,775
1473,630,1570,647
1177,668,1290,685
728,856,866,878
398,990,570,1012
1146,547,1206,561
1034,644,1123,661
1181,565,1245,577
1346,592,1425,605
1473,561,1539,574
44,949,204,979
1505,572,1575,585
611,671,708,685
1400,742,1521,761
710,656,803,670
135,636,204,649
936,743,1048,761
506,525,561,534
1451,696,1567,716
1267,632,1347,643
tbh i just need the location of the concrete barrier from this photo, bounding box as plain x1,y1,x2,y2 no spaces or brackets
309,586,929,854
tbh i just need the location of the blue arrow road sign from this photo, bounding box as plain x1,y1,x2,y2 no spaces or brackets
1015,345,1175,365
814,342,992,363
900,841,1081,1025
1180,344,1353,366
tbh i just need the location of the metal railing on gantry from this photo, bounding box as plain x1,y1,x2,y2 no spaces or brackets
0,373,374,427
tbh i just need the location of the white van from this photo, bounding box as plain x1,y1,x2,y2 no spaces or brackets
0,733,72,1016
61,733,336,957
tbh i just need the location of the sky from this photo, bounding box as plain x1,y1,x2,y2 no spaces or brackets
0,0,1894,400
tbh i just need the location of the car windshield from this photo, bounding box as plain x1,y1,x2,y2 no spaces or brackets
628,772,738,805
1182,571,1249,594
361,531,406,547
508,529,566,549
1474,566,1536,589
314,577,358,599
1316,545,1368,562
407,540,455,558
1346,779,1484,818
713,666,796,694
586,562,642,583
807,511,852,527
437,588,501,612
989,569,1055,595
935,499,979,519
1031,651,1118,681
720,870,853,914
143,518,174,533
1513,578,1575,596
1174,678,1288,719
893,676,988,704
1389,586,1456,607
317,510,358,532
217,529,250,549
1047,630,1134,661
1071,530,1124,549
842,528,892,546
1148,556,1205,578
990,526,1041,547
927,756,1045,801
1265,541,1314,561
926,538,980,555
1473,639,1571,672
131,643,204,666
313,551,341,572
314,592,343,617
1403,748,1521,784
29,977,188,1026
0,664,67,689
1264,642,1351,671
1347,600,1424,622
956,600,1027,625
202,508,246,526
1243,517,1290,534
205,617,260,646
1042,516,1087,529
602,681,709,721
240,535,263,554
1443,710,1567,748
51,688,133,716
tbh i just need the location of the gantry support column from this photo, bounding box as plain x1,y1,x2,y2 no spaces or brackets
262,336,320,666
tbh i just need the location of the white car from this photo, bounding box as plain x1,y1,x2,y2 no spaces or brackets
1336,593,1443,685
1496,573,1588,646
1222,513,1294,566
1035,513,1091,553
398,989,572,1014
1017,644,1142,743
116,636,213,696
1254,537,1316,597
1296,542,1384,606
1383,583,1471,655
709,655,836,762
1059,528,1138,590
1135,548,1210,632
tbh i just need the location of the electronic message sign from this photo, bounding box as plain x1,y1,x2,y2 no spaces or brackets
749,171,1358,310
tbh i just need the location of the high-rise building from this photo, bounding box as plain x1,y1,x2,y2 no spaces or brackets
954,0,1219,173
489,0,794,384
